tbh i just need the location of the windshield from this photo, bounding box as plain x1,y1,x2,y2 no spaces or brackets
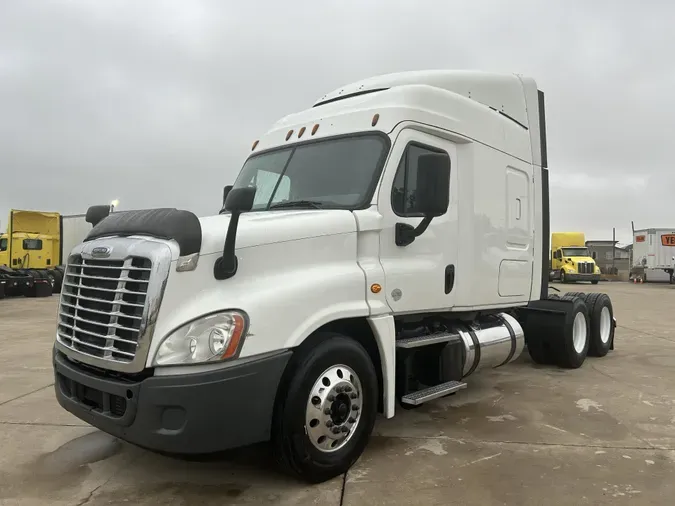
232,134,389,211
562,247,590,257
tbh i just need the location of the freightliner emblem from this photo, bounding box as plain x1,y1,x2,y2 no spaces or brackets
91,246,112,258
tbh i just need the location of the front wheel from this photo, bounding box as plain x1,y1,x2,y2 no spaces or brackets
560,270,567,283
272,332,379,483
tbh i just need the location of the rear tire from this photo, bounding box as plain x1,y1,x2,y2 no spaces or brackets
591,280,599,285
555,295,590,369
583,293,614,357
272,332,378,484
51,269,63,293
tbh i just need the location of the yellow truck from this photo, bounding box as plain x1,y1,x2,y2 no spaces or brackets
0,208,95,298
550,232,601,284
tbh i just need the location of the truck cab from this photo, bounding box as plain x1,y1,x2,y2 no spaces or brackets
0,234,7,266
51,70,616,484
550,232,600,284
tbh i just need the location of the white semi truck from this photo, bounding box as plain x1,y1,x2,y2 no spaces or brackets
52,70,617,483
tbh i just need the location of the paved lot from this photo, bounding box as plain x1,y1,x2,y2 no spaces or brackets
1,282,675,505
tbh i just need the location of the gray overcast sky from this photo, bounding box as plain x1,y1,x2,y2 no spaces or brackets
1,0,673,244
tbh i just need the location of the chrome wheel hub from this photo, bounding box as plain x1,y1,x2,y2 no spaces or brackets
573,311,587,353
599,306,611,344
305,364,362,453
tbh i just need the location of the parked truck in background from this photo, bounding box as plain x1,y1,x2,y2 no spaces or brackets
630,228,675,283
0,209,94,298
51,70,617,484
549,231,601,284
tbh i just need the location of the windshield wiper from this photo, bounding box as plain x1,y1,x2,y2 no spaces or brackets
269,200,325,210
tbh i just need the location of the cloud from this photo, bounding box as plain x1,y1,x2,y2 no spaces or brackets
1,0,673,246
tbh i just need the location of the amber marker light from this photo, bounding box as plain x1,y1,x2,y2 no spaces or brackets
221,313,246,359
370,283,382,294
371,113,380,127
252,140,259,151
286,130,294,141
298,126,306,138
311,124,319,135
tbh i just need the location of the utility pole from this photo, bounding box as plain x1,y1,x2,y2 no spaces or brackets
612,227,616,274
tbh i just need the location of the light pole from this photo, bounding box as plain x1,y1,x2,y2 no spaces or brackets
110,199,120,213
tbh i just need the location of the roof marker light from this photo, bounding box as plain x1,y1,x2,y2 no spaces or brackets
286,130,294,141
311,124,319,135
298,126,306,138
252,140,259,151
372,114,380,127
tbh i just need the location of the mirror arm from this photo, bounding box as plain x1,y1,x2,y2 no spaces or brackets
395,215,434,247
213,210,242,280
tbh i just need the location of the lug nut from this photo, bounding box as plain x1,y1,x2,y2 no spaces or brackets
344,386,352,393
348,417,356,424
352,405,359,411
327,394,335,402
350,393,358,399
332,427,341,434
324,408,331,415
335,386,343,393
326,420,334,428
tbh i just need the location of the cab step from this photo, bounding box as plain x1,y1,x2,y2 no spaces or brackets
395,332,460,349
401,380,467,406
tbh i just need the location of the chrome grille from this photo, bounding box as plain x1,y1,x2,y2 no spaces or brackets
577,262,593,274
57,255,152,363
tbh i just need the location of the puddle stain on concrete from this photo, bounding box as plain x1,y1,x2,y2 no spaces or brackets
0,430,123,500
90,482,252,504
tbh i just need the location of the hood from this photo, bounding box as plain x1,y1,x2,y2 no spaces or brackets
565,256,596,265
198,209,358,255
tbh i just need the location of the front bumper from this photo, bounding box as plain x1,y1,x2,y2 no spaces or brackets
53,348,292,454
563,273,601,282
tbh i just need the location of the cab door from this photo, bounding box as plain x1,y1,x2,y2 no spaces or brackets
377,129,458,313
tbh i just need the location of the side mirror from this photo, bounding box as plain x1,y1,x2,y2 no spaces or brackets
395,153,450,247
85,205,111,227
416,153,451,217
214,186,257,280
224,186,256,213
220,185,233,213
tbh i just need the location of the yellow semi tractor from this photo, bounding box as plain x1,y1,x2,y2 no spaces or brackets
0,208,96,298
549,232,601,284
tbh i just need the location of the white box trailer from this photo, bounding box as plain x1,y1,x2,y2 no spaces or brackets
59,213,92,266
631,228,675,283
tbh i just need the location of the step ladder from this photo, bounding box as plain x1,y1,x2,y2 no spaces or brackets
395,331,461,349
401,380,467,406
395,331,467,406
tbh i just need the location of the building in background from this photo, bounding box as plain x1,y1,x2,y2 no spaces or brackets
585,240,630,276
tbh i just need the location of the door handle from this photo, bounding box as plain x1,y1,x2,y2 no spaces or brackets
445,264,455,294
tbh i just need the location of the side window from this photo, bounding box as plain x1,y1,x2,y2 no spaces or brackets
592,251,597,259
391,143,448,216
0,238,6,252
22,239,42,250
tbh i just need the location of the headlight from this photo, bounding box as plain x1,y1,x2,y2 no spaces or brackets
152,311,247,366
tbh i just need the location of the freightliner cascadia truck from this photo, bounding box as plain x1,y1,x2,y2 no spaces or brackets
51,70,617,483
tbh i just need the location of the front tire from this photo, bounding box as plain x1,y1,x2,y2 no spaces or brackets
272,332,378,483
